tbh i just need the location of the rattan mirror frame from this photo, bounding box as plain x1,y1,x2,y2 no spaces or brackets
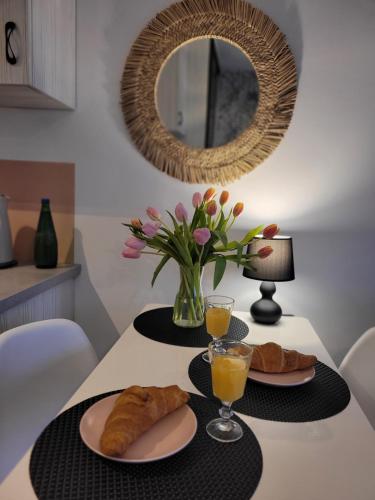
121,0,297,184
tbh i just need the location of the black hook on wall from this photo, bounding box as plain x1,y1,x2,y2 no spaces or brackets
5,21,17,65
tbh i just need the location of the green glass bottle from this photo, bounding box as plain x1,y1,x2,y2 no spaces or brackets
34,198,58,268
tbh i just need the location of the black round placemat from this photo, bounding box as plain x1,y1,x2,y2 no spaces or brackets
30,392,262,500
189,354,351,422
133,307,249,347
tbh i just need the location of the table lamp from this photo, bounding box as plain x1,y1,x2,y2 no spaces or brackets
243,235,295,324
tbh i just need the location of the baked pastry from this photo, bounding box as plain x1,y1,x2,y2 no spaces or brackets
100,385,190,457
250,342,317,373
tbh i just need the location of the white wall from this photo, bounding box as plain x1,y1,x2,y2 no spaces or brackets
1,0,374,364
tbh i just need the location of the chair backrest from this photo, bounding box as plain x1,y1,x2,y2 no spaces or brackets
0,319,98,482
339,326,375,429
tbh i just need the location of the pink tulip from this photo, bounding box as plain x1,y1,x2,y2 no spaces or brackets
258,246,273,259
206,200,217,216
193,228,211,245
122,247,141,259
263,224,280,239
125,236,146,250
146,207,161,221
175,202,188,222
192,192,202,208
142,222,161,238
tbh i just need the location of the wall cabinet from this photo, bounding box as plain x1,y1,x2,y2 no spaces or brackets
0,0,75,109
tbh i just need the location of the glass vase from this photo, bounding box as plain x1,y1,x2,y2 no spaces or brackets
173,264,205,328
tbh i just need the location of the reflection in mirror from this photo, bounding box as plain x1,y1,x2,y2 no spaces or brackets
156,38,259,149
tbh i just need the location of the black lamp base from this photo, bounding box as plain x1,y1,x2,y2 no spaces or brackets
250,281,282,325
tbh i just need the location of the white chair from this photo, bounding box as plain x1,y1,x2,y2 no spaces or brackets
339,327,375,429
0,319,98,482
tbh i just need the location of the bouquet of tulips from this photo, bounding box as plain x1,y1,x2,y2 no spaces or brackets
122,188,277,327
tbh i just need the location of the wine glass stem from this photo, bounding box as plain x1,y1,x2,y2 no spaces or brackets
213,337,223,349
219,401,233,430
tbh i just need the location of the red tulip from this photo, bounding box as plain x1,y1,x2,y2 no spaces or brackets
233,202,244,217
206,200,217,216
203,187,216,202
219,190,229,206
258,246,273,259
263,224,280,239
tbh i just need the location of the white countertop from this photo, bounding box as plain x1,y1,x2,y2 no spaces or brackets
1,304,374,499
0,264,81,313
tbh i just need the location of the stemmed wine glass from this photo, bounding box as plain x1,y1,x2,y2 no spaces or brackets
206,339,253,442
202,295,234,363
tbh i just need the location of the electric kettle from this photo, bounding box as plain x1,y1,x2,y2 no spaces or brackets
0,194,17,268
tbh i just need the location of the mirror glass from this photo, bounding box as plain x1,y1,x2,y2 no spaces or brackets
156,38,259,149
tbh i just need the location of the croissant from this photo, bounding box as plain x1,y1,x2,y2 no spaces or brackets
100,385,190,457
251,342,317,373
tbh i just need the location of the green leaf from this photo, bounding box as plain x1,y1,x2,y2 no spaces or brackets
159,227,192,266
190,206,202,232
213,230,228,248
165,211,193,262
213,255,226,289
221,208,232,231
166,211,180,233
182,218,191,241
151,255,171,287
215,211,225,231
242,252,259,261
215,240,238,251
199,210,207,227
149,238,181,263
240,225,264,245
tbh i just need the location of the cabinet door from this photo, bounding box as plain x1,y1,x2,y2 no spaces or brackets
0,0,28,85
30,0,75,108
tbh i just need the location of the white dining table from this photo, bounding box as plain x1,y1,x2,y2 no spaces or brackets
1,304,375,499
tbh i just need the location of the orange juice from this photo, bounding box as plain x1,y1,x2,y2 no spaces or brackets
211,356,249,402
206,307,231,338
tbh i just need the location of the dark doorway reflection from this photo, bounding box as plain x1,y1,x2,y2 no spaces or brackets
156,38,259,149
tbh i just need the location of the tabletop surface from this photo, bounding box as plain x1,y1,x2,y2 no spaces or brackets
1,304,375,499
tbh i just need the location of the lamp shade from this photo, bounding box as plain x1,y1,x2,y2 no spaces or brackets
243,235,295,282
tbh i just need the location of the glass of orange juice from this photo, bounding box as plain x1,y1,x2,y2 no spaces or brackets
206,339,253,442
202,295,234,363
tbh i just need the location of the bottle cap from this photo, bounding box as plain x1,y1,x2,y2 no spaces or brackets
41,198,50,203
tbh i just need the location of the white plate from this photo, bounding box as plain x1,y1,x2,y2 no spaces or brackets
80,394,197,463
248,366,316,387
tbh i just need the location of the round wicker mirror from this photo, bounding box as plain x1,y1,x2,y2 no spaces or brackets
121,0,297,184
